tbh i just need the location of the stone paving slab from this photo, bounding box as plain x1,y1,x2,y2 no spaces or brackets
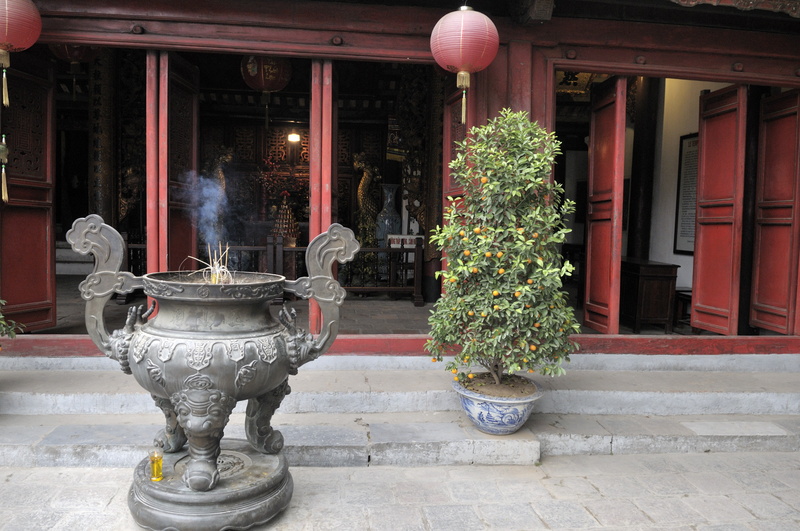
2,451,799,530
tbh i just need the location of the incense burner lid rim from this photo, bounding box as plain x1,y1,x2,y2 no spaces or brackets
143,271,286,284
141,271,286,300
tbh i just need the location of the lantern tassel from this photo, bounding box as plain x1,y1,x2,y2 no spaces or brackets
2,165,8,204
1,50,8,108
457,71,470,124
2,69,8,108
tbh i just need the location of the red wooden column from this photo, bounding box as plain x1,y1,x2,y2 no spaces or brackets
530,48,555,131
507,40,532,115
145,50,160,274
308,59,335,334
157,52,171,272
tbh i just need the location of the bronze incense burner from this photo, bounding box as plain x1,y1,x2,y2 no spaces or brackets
67,215,359,530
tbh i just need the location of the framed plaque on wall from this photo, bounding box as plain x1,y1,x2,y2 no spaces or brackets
674,133,698,254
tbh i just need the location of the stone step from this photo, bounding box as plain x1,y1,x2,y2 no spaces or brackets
2,410,798,469
1,364,799,416
1,354,799,468
0,411,543,469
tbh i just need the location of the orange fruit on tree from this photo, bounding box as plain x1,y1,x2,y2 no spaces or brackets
498,268,505,275
492,290,500,296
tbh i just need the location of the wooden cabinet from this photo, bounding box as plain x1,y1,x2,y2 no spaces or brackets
619,257,679,333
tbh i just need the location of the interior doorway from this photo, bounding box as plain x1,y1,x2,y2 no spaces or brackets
555,70,799,337
16,46,442,335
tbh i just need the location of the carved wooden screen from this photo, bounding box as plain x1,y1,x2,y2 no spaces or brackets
0,55,56,330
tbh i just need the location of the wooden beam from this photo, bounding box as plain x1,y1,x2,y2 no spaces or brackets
670,0,800,18
512,0,555,23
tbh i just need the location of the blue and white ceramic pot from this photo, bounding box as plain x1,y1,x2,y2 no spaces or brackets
452,379,542,435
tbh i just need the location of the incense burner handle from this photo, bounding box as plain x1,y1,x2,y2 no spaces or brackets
283,224,360,366
66,215,145,363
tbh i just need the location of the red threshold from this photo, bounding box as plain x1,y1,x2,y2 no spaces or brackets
3,334,800,357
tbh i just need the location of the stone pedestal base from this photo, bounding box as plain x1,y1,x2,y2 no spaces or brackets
128,439,293,531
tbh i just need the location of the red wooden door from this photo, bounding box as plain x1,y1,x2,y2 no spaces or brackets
692,86,748,335
583,77,626,334
158,52,198,271
0,54,56,331
750,89,800,334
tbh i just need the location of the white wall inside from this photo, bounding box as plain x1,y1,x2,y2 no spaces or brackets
650,78,729,288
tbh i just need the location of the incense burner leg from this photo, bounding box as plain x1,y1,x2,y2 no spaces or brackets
245,378,290,455
171,384,236,492
152,395,188,453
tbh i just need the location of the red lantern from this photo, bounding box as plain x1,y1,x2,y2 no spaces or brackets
49,44,100,68
241,56,292,129
430,5,499,123
49,44,100,100
0,0,42,104
0,0,42,202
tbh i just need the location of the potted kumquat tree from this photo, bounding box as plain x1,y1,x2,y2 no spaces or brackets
426,109,580,435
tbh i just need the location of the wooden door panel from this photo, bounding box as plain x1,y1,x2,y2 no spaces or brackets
442,91,468,201
159,52,198,271
0,58,56,331
583,77,626,334
751,89,800,333
692,85,747,335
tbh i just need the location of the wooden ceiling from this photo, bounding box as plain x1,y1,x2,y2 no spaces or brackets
307,0,799,31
